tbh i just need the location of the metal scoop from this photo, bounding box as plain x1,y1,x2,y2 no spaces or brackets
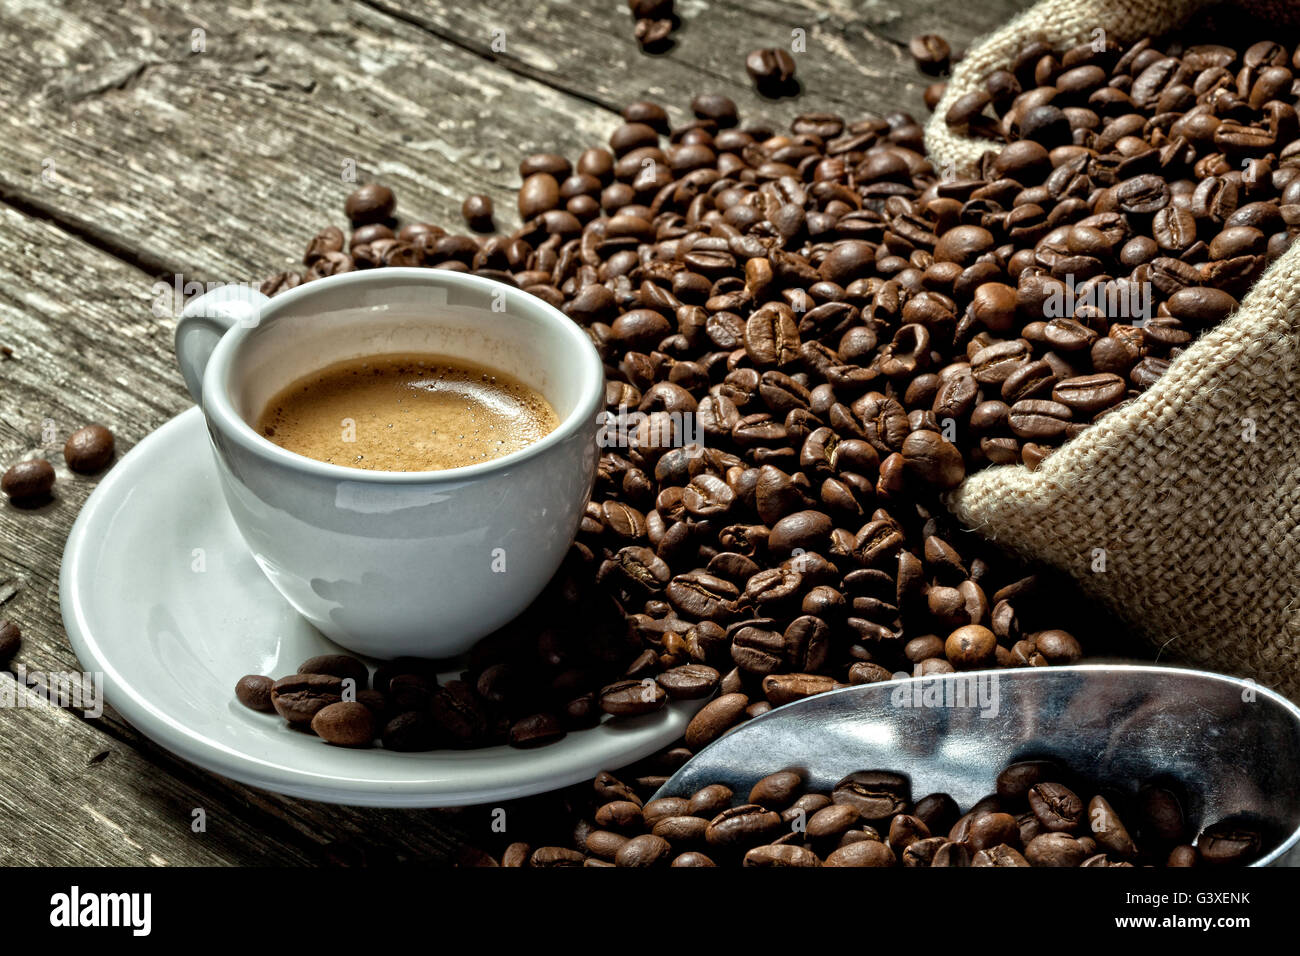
653,664,1300,865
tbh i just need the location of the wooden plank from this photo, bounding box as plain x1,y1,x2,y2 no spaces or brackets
0,672,315,865
0,0,619,285
371,0,1036,132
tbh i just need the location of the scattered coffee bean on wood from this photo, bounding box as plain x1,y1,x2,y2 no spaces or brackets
746,48,797,95
344,183,395,226
628,0,675,51
1,459,54,502
0,620,21,664
909,34,952,75
461,194,494,232
63,424,115,474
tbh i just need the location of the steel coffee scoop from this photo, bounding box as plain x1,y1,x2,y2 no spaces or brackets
653,664,1300,865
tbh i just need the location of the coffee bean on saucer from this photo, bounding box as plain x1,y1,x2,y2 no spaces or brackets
298,653,369,690
380,711,439,751
2,459,54,502
270,673,344,724
344,184,396,225
656,663,720,699
63,425,115,474
234,674,275,712
599,678,668,716
509,712,567,748
462,194,494,232
311,701,376,747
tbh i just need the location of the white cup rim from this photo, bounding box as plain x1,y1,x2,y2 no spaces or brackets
201,268,606,484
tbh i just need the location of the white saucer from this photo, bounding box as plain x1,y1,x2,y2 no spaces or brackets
60,407,697,807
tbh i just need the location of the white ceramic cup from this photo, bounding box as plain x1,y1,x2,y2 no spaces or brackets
174,268,604,659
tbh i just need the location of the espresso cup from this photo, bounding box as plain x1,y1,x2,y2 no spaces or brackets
174,268,604,658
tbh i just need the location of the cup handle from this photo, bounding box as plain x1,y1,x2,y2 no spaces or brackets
174,285,270,404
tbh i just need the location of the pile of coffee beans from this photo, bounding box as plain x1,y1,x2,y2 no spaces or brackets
253,89,1123,750
1,423,115,503
476,758,1267,866
918,29,1300,468
252,28,1300,755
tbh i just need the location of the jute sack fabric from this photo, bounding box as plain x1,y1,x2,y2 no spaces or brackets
922,0,1300,699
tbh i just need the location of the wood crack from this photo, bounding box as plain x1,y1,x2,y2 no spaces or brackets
0,186,180,282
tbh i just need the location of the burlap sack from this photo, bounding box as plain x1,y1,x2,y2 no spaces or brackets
922,0,1300,699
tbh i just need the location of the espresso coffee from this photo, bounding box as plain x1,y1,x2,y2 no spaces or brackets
256,353,558,471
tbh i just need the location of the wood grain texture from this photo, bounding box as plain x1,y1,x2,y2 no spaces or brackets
0,0,1032,864
0,673,315,865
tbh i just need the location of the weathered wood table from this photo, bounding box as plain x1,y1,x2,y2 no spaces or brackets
0,0,1031,865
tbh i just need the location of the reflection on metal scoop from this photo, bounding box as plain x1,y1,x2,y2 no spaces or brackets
652,664,1300,866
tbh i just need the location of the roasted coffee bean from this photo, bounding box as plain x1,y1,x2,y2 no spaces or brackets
344,184,395,225
996,760,1064,802
461,194,494,232
63,425,115,474
901,430,965,489
234,674,275,712
967,812,1020,851
298,654,369,690
1088,794,1137,857
1028,782,1084,832
652,815,709,843
832,770,910,821
744,844,820,867
430,680,488,745
689,784,735,817
1138,786,1187,845
657,663,720,699
685,693,749,749
634,17,673,48
270,674,343,724
600,678,667,716
531,846,586,867
945,624,997,669
910,33,951,75
380,711,438,751
1052,373,1127,415
2,459,54,501
973,844,1030,866
1025,832,1087,867
311,701,376,747
825,840,897,867
615,833,674,867
746,49,797,92
748,769,803,809
1197,821,1262,865
705,804,782,847
509,713,566,748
